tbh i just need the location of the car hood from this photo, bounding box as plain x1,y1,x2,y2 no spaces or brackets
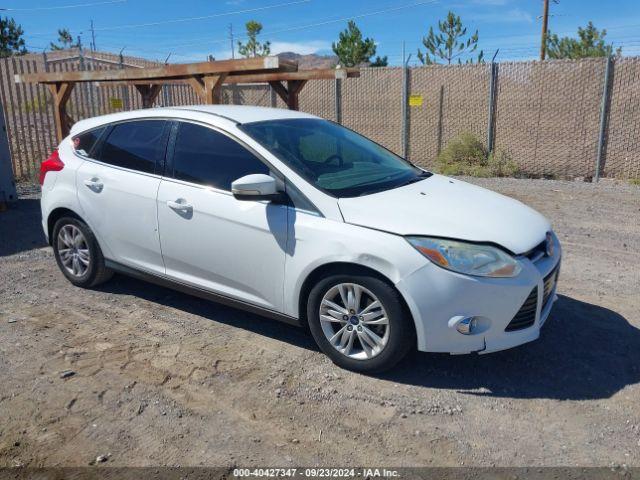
337,174,551,254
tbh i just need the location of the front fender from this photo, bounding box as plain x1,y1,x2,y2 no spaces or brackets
284,211,425,318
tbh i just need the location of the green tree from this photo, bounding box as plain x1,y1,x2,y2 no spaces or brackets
332,20,377,67
237,21,271,58
50,28,79,50
0,17,27,58
546,22,621,59
417,11,483,65
370,55,388,67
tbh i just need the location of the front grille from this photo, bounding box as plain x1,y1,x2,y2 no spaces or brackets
505,286,538,332
542,265,560,308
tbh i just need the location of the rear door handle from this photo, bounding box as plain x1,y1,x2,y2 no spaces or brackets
167,199,193,212
83,178,103,192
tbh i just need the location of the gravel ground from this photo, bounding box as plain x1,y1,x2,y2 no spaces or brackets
0,177,639,468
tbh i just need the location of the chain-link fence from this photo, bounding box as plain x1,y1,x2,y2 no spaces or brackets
2,51,640,182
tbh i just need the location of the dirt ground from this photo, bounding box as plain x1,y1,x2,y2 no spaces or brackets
0,177,639,468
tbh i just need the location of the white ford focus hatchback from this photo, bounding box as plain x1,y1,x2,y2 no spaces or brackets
40,105,561,372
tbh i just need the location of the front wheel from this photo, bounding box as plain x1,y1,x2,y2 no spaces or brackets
307,274,415,373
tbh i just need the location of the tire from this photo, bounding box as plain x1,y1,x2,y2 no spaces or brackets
52,216,113,288
307,273,415,373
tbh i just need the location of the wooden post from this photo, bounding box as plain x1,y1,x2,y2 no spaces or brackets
187,74,227,104
47,82,75,141
268,80,307,110
135,84,162,108
286,80,307,110
269,81,289,106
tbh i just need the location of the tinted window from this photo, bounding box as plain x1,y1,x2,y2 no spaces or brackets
97,120,167,174
172,122,269,190
72,127,105,157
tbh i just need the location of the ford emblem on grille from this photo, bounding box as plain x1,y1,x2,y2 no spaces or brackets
545,232,554,257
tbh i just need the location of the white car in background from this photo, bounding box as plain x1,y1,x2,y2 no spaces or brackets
39,105,561,372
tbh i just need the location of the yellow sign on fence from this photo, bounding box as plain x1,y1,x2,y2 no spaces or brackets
409,94,423,107
109,98,123,109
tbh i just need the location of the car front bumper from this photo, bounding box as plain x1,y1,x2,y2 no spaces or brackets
396,237,561,354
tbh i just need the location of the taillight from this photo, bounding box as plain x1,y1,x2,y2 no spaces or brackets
39,149,64,185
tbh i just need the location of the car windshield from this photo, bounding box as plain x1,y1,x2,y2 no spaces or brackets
239,118,431,198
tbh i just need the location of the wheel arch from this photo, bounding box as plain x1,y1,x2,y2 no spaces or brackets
297,262,416,340
47,207,84,245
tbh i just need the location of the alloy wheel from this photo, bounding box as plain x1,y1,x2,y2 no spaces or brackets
57,224,90,277
318,283,390,360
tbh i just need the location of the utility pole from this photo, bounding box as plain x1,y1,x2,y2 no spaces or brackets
540,0,550,60
90,19,96,51
228,23,235,59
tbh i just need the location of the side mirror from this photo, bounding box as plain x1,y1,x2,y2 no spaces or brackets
231,174,281,202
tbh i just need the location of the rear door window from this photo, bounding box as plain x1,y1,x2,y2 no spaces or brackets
72,127,106,158
96,120,168,174
171,122,269,190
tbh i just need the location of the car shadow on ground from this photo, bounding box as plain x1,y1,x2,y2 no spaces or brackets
387,294,640,400
102,274,639,401
97,274,319,352
0,199,48,256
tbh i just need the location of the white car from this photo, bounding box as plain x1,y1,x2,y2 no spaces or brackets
40,105,561,372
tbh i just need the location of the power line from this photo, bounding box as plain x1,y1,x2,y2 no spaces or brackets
140,0,438,51
0,0,125,12
91,0,311,32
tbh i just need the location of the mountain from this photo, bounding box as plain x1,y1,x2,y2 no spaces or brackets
276,51,337,70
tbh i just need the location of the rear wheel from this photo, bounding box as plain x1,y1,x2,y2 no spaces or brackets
307,273,415,373
52,216,113,288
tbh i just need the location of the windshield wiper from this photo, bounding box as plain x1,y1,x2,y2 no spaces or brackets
398,171,432,187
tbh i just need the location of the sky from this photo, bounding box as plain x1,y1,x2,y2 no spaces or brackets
3,0,640,65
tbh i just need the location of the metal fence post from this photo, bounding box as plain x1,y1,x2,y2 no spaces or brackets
486,62,498,155
401,42,411,159
487,50,499,156
334,77,342,124
595,55,614,182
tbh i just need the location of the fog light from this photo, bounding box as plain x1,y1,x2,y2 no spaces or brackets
449,316,477,335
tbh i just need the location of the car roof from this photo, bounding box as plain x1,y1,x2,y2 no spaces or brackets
69,105,318,135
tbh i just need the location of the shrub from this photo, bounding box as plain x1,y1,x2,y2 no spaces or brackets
435,132,519,177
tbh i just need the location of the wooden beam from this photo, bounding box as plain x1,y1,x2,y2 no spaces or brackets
16,56,297,84
46,82,75,142
92,69,360,88
224,68,359,84
135,84,162,108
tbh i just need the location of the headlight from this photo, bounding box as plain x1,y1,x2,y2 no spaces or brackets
407,236,521,278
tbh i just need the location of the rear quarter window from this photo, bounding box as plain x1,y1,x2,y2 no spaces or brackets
72,127,106,158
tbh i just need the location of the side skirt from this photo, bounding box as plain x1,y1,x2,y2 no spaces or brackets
105,260,301,327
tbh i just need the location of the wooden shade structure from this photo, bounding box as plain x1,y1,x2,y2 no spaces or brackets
15,56,359,141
